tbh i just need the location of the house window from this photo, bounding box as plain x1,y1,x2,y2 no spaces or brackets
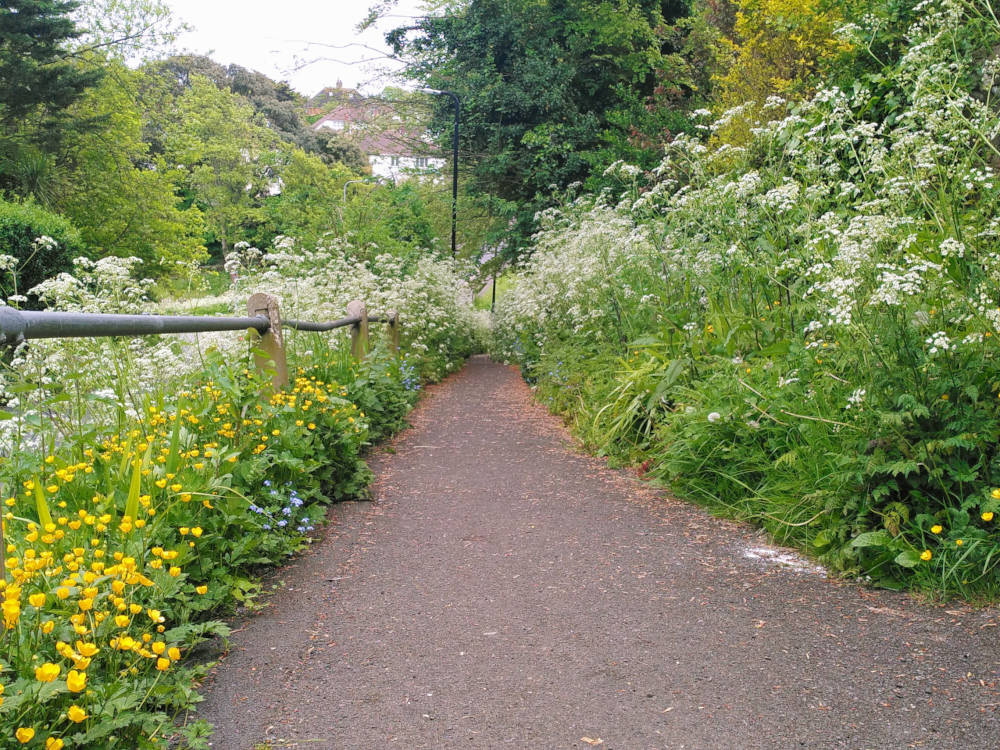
415,157,428,168
390,156,400,167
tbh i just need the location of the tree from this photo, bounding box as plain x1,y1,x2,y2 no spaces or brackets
258,146,355,248
54,64,206,270
71,0,188,61
388,0,690,254
710,0,852,142
165,75,279,256
146,55,320,153
0,1,104,196
0,1,101,127
311,129,371,173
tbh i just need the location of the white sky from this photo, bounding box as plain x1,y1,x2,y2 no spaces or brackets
161,0,430,97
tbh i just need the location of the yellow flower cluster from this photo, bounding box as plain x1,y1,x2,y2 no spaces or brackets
0,402,225,744
0,366,367,744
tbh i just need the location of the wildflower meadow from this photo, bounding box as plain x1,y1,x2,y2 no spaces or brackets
0,237,485,747
493,0,1000,600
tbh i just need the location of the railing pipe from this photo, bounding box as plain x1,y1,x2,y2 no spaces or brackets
0,301,401,363
284,316,361,332
0,307,269,345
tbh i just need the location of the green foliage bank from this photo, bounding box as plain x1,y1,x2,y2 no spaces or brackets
492,0,1000,600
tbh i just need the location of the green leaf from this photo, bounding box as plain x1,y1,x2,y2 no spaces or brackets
124,447,149,523
812,529,832,548
894,549,922,568
850,530,894,548
165,404,184,476
33,476,53,528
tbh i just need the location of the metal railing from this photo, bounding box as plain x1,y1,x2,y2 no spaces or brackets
0,293,400,389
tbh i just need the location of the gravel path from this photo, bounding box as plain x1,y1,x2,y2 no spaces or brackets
195,356,1000,749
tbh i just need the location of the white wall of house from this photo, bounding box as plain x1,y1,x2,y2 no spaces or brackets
368,154,446,181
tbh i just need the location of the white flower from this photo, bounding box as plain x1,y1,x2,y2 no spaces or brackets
707,412,721,423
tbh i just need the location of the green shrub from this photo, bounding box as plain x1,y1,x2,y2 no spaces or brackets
0,199,84,302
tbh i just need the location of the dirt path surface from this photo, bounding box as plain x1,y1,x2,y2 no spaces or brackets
196,356,1000,749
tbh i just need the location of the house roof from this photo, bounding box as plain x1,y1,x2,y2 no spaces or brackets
312,98,436,158
305,81,361,109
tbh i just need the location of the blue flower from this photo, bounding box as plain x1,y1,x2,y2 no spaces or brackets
277,519,287,527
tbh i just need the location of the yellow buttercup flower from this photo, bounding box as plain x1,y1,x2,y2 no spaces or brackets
195,585,208,595
15,727,34,743
28,592,45,607
983,511,995,522
156,657,170,671
66,705,87,723
930,525,942,534
34,662,60,682
168,646,181,661
66,670,86,693
956,539,964,546
45,737,64,750
920,549,932,561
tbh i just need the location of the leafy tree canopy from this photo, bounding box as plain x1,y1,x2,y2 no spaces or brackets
55,62,206,269
387,0,692,254
71,0,188,61
0,0,102,127
0,0,104,198
145,55,342,157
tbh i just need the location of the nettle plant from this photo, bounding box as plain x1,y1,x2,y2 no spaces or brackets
494,0,1000,596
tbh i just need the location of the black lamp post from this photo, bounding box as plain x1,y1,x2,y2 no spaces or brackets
419,88,459,258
